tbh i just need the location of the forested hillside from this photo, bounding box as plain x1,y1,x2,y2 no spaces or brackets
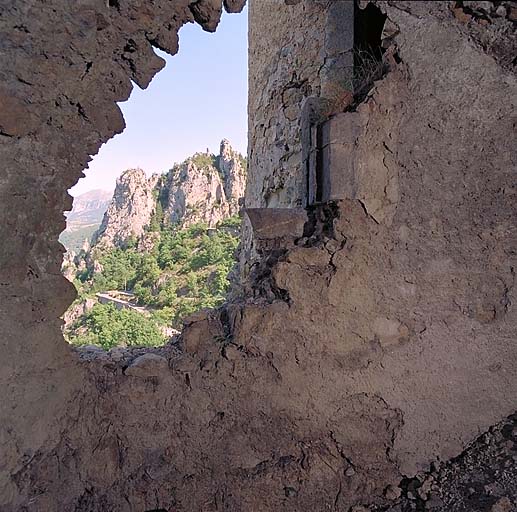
63,140,245,349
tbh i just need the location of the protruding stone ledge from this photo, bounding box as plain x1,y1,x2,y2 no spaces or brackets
244,208,308,240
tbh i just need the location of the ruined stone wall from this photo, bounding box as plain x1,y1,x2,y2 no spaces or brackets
245,0,517,506
247,0,326,209
1,1,517,511
246,0,354,209
0,1,247,510
242,0,355,281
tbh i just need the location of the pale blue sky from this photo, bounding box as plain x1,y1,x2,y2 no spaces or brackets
71,7,248,197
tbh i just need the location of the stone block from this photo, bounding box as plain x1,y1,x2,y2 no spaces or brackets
319,112,361,202
181,309,222,355
244,208,308,240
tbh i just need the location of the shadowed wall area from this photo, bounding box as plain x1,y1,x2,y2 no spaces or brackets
1,1,517,511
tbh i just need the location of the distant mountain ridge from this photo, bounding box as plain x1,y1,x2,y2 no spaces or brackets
66,189,112,228
60,189,112,252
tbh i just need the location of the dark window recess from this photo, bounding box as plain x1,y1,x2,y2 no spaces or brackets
306,124,316,206
307,123,325,206
308,122,330,205
315,124,325,203
353,1,387,102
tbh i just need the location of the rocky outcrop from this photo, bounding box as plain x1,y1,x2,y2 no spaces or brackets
93,168,158,249
62,297,96,329
165,139,246,228
93,140,245,250
218,138,247,204
61,251,77,282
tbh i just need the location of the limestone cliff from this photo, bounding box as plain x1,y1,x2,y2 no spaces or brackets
164,139,246,228
218,138,247,205
92,139,245,250
92,169,157,249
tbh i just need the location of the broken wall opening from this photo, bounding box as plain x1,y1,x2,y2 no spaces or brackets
60,9,248,352
353,1,387,102
3,0,517,510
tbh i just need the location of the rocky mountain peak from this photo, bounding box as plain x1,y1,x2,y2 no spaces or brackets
220,138,234,162
165,140,245,229
93,168,157,249
218,138,246,201
91,140,246,251
60,189,112,253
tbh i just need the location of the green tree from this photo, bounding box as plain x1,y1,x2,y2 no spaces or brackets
70,303,165,349
69,215,242,347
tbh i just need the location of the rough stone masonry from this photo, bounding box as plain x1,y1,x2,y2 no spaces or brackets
1,1,517,511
